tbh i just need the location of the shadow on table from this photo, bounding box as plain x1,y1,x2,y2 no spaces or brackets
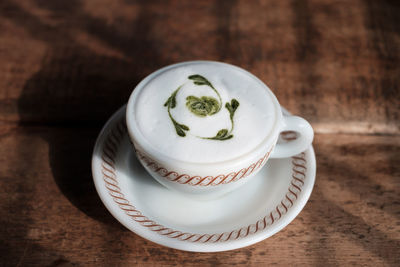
2,0,173,263
304,145,400,267
0,4,173,264
11,0,171,225
2,0,244,263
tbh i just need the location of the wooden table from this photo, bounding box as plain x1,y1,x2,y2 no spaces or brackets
1,0,399,266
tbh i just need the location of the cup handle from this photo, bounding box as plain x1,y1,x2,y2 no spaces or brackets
270,115,314,158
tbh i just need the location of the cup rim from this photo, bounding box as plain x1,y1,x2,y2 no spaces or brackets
126,60,283,167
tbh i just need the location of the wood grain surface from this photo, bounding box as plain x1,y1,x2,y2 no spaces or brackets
0,0,399,266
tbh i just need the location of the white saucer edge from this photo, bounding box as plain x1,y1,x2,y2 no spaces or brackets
91,105,316,252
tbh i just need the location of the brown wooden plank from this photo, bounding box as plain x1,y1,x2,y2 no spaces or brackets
0,126,398,266
1,0,399,266
0,0,399,134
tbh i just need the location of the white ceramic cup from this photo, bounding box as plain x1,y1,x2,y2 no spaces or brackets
126,61,313,199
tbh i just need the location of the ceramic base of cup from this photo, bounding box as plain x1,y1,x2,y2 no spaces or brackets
136,157,265,201
92,105,316,252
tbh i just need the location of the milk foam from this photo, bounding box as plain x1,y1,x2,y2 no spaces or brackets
132,62,276,163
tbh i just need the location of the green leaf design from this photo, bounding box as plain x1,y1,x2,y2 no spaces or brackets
164,75,240,141
164,98,170,107
205,128,233,141
225,98,239,119
173,121,189,137
188,74,214,88
180,124,189,130
164,86,180,108
216,129,228,138
231,99,239,110
186,96,220,117
164,85,189,137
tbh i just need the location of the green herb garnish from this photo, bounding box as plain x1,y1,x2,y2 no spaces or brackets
164,75,240,141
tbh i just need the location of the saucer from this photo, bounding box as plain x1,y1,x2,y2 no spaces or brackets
92,105,316,252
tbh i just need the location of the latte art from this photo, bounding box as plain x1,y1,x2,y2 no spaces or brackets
164,74,239,140
130,62,276,163
186,96,220,117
